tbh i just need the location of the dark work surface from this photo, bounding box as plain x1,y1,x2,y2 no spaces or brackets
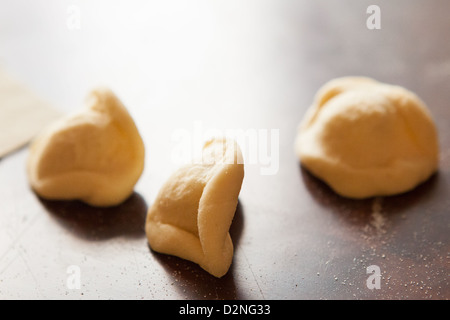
0,0,449,299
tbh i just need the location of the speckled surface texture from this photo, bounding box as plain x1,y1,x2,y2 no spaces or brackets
0,0,449,299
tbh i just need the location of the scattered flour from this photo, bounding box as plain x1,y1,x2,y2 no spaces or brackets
370,197,387,234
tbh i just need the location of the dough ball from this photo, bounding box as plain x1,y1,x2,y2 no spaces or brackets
295,77,439,198
27,88,145,207
146,138,244,278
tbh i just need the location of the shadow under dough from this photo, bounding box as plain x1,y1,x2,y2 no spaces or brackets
299,163,439,225
39,192,148,241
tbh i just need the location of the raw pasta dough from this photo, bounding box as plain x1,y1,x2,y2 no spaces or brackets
295,77,439,198
0,67,61,158
27,88,145,207
146,138,244,278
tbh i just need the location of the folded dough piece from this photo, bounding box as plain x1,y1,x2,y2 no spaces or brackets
146,138,244,278
295,77,439,198
27,88,145,207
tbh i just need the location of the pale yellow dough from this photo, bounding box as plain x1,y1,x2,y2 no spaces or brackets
146,138,244,278
0,67,62,158
27,88,145,207
295,77,439,198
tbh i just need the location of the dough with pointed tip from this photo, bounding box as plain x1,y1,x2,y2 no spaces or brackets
295,77,439,198
146,138,244,278
27,88,145,207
